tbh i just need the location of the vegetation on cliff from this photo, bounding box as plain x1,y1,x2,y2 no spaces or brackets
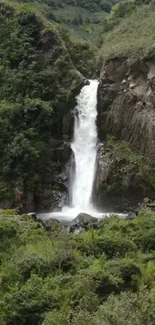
1,210,155,324
97,137,155,210
97,0,155,63
27,0,120,38
0,0,95,208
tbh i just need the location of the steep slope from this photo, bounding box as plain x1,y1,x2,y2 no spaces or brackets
96,0,155,210
97,0,155,159
32,0,119,39
0,0,86,211
97,1,155,63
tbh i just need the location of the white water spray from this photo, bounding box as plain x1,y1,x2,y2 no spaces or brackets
71,79,99,210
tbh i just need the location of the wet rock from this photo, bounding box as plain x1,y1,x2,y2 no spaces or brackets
40,218,61,232
145,200,155,211
65,213,99,234
73,227,85,235
70,213,98,227
27,212,38,221
125,211,136,220
137,198,155,212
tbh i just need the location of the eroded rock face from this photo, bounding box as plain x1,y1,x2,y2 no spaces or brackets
98,57,155,161
96,141,155,212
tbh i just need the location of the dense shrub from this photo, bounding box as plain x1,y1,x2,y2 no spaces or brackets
1,210,155,324
95,289,155,325
0,1,84,204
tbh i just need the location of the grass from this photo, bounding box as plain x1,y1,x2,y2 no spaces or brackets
97,3,155,62
45,5,106,38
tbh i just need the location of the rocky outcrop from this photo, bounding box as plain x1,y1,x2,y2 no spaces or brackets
96,140,155,212
98,56,155,161
68,213,99,233
70,212,98,226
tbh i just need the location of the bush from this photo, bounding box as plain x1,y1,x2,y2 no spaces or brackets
1,210,155,324
95,289,155,325
43,310,69,325
1,274,60,325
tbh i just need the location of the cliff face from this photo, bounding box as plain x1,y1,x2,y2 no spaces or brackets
96,56,155,210
98,57,155,160
95,140,155,212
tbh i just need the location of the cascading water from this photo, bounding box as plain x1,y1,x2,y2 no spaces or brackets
38,80,126,221
71,79,99,210
39,80,106,221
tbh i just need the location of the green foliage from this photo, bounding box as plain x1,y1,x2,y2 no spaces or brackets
31,0,120,38
107,0,135,28
98,137,155,198
97,1,155,61
0,209,17,216
1,210,155,323
57,25,95,76
95,289,155,325
0,1,84,203
0,182,14,201
3,274,60,325
43,310,69,325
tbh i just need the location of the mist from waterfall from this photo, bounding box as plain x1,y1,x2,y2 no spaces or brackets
71,79,99,210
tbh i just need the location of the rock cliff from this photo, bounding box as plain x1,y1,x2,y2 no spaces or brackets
98,56,155,160
97,56,155,210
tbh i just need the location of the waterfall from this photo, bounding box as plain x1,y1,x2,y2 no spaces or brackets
71,79,99,210
39,79,103,221
38,79,127,221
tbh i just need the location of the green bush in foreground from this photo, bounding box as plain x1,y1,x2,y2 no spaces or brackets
95,289,155,325
1,210,155,324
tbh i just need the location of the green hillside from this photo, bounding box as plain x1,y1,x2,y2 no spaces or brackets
14,0,120,38
0,0,90,206
96,0,155,63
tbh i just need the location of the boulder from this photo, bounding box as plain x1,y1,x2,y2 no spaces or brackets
70,213,98,227
27,212,38,221
73,227,85,235
137,198,155,212
125,211,136,220
40,218,61,232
